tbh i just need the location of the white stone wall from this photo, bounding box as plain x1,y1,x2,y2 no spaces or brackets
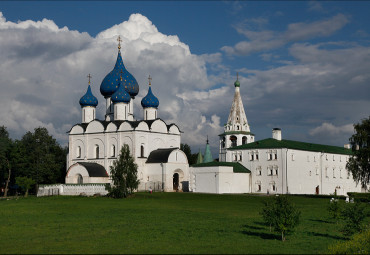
37,184,108,197
227,147,362,195
190,166,250,194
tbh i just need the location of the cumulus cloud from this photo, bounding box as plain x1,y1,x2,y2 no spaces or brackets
0,12,220,153
222,13,349,56
309,122,354,137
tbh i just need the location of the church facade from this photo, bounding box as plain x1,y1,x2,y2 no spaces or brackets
190,78,363,195
65,39,189,192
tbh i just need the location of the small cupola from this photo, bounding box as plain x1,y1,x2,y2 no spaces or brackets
79,74,98,123
141,75,159,120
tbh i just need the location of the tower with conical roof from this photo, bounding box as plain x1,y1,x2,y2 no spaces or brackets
203,136,213,163
79,74,98,123
219,74,254,161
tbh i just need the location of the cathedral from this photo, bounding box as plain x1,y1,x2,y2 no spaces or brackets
64,38,189,192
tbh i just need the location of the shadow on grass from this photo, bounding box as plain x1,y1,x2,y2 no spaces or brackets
308,218,332,224
241,224,279,240
306,231,347,240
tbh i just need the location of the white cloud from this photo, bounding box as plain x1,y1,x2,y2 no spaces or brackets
222,14,349,56
309,122,354,136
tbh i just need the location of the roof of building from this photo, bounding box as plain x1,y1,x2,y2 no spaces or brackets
100,50,139,98
78,162,109,177
146,148,178,163
192,162,251,173
196,149,203,164
219,131,255,136
228,138,352,155
203,140,213,163
141,86,159,108
79,85,98,107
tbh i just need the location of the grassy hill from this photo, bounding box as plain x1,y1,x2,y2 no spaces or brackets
0,193,368,254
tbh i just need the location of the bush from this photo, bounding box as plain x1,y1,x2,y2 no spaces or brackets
347,192,370,203
328,226,370,254
328,197,342,222
341,202,366,236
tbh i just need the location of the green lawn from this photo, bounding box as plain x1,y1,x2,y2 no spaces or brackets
0,193,368,254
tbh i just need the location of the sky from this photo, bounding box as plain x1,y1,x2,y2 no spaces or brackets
0,1,369,157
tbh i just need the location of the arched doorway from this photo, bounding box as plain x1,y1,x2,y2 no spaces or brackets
230,136,237,147
173,173,179,191
76,174,83,184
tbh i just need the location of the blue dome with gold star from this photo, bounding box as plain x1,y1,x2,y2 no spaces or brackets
141,86,159,108
79,85,98,107
100,50,139,98
111,79,131,104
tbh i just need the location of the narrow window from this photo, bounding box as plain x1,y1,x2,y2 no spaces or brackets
274,153,277,160
112,144,116,157
275,168,278,176
256,153,259,160
251,154,254,161
76,146,81,158
141,145,144,157
95,145,99,159
239,155,242,161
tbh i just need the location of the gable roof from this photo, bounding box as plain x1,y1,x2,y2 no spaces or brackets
228,138,352,155
146,148,178,163
77,162,109,177
192,162,251,173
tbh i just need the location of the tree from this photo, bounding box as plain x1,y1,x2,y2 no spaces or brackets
106,144,139,198
260,195,301,241
327,196,341,223
16,176,35,197
0,126,12,197
180,143,198,165
340,202,366,236
346,116,370,189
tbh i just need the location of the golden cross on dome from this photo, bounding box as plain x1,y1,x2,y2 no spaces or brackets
87,74,92,84
117,35,122,50
148,75,152,86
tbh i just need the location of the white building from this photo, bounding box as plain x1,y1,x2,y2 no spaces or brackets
65,39,190,192
190,77,363,195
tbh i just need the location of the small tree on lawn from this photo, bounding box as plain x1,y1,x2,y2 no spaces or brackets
106,144,139,198
16,176,35,197
327,196,342,223
340,202,366,236
261,195,301,241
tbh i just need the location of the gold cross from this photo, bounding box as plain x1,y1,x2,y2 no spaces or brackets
87,74,92,84
148,75,152,86
117,35,122,50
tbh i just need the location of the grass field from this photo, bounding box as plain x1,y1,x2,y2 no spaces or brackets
0,193,368,254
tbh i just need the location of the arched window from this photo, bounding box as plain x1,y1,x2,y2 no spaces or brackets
77,174,83,184
222,137,225,148
111,144,116,157
230,136,237,147
140,145,145,157
95,145,99,159
242,136,247,145
76,146,81,158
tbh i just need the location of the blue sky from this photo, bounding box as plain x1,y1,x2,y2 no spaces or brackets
0,1,369,157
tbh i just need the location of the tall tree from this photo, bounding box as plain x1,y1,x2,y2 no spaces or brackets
16,176,35,197
106,144,139,198
180,143,198,165
0,126,12,197
347,116,370,189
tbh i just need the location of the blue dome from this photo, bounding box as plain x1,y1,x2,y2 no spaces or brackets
111,79,131,104
79,85,98,107
141,86,159,108
100,50,139,98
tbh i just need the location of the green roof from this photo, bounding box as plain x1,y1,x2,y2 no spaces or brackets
229,138,352,155
192,162,251,173
218,131,255,136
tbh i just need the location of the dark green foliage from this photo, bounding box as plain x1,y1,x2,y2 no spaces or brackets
347,192,370,203
15,176,35,197
180,143,198,165
346,116,370,189
341,202,367,236
328,226,370,254
260,195,301,241
327,197,342,222
106,144,139,198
